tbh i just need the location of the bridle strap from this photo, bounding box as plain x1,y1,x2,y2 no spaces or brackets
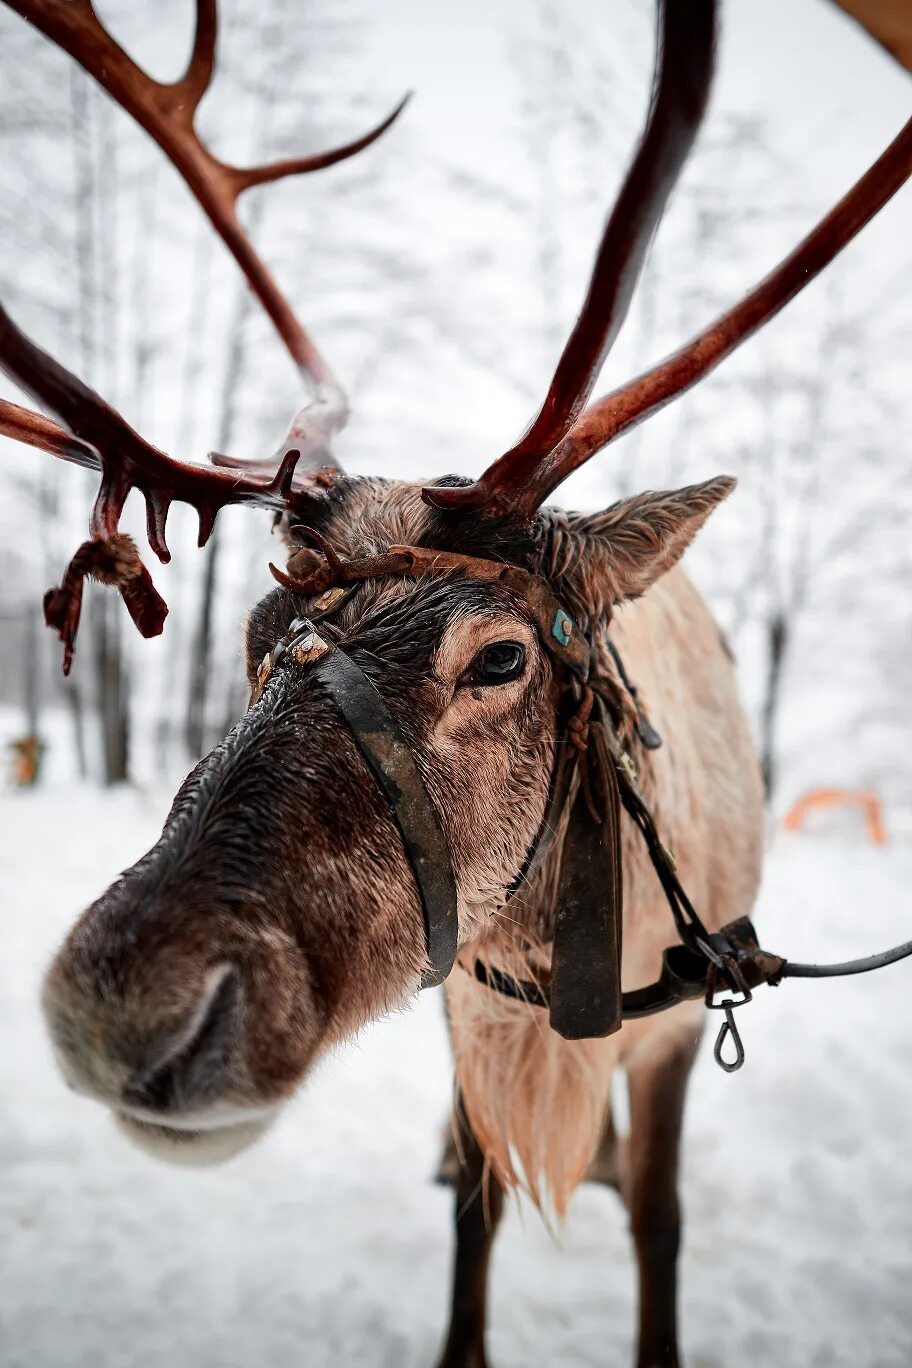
475,726,912,1068
472,916,778,1019
503,698,579,902
266,620,459,987
274,541,592,682
548,709,624,1038
253,533,596,993
257,541,912,1070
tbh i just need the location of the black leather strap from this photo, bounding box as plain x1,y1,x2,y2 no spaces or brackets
607,641,663,750
472,943,707,1020
309,644,459,987
548,717,624,1039
473,917,773,1021
261,567,912,1054
612,755,716,959
781,941,912,978
503,705,579,903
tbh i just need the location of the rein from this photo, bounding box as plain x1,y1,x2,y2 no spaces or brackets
255,540,912,1073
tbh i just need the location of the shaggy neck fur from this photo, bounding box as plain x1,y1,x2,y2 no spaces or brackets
446,579,761,1217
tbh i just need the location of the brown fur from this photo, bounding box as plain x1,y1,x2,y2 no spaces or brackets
448,559,763,1213
42,474,763,1214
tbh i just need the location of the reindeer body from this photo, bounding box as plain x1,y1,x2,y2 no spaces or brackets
449,563,764,1214
3,1,904,1365
37,474,763,1366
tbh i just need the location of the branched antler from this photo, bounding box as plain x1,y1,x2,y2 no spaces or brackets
475,0,714,484
4,0,908,667
425,0,912,522
5,0,407,461
0,303,324,671
0,0,407,669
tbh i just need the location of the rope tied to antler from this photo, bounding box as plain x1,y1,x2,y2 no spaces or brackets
269,530,419,600
43,534,168,676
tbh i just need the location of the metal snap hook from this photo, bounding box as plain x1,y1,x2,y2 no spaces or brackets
713,1001,745,1073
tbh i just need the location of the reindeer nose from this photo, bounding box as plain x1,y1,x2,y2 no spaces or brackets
120,964,244,1115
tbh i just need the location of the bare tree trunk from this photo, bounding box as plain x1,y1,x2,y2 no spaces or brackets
23,610,40,738
760,611,788,803
184,150,269,760
65,682,89,781
70,73,131,783
91,592,130,785
185,525,223,759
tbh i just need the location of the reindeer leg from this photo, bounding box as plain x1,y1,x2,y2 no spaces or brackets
586,1104,623,1191
625,1024,702,1368
435,1090,504,1368
434,1118,461,1188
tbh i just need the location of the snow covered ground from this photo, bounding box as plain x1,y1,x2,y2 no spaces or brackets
1,785,911,1368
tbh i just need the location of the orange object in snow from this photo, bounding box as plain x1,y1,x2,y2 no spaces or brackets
784,788,887,846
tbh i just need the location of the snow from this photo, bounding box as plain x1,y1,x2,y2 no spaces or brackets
2,785,911,1367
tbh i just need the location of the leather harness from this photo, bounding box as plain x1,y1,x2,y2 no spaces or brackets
254,542,912,1073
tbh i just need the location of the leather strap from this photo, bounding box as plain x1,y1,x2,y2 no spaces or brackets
611,746,716,958
258,549,912,1067
606,640,663,750
473,916,779,1021
503,703,579,902
308,640,459,987
548,715,624,1038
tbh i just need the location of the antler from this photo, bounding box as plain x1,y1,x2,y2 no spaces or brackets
425,0,912,522
0,303,320,672
0,0,407,669
5,0,407,463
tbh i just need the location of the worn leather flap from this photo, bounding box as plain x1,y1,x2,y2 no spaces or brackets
549,719,624,1039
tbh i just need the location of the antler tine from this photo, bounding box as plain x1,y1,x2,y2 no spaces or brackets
425,0,716,517
227,95,412,196
173,0,217,115
1,0,409,670
6,0,408,462
0,397,100,468
0,299,321,671
0,302,310,537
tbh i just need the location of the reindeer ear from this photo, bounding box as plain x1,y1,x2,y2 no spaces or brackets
544,476,735,619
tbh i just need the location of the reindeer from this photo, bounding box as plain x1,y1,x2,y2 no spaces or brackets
1,2,910,1365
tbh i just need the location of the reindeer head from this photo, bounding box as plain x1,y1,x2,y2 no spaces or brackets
40,472,732,1162
2,0,908,1162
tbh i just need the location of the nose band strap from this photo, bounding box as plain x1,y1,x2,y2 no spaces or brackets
271,618,459,987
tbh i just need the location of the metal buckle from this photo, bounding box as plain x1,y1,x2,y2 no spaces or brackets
255,618,331,700
282,617,330,667
312,585,348,615
291,630,330,666
705,954,752,1073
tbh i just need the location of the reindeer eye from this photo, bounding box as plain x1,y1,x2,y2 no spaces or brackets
468,641,527,686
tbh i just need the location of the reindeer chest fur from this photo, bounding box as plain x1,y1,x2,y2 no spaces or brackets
447,567,763,1213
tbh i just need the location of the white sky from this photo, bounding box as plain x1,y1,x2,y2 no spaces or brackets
369,0,911,177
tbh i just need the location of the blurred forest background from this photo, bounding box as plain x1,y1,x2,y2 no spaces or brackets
0,0,909,824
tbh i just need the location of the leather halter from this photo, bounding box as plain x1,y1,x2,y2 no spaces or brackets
254,541,912,1072
251,545,590,990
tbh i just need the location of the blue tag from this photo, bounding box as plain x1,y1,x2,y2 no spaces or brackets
551,608,574,647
